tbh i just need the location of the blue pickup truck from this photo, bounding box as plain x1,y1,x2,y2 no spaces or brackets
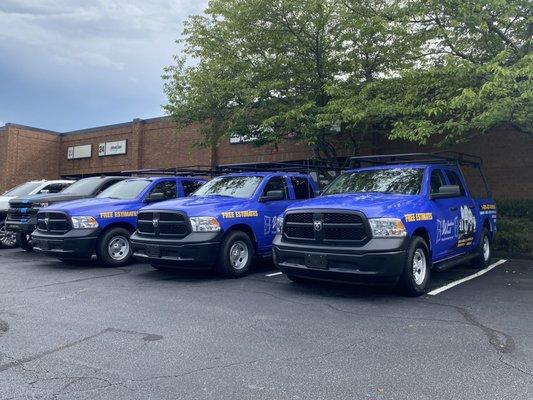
273,153,497,296
32,176,206,267
6,176,125,251
130,172,317,277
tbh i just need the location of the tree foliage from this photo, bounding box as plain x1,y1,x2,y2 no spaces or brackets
164,0,532,157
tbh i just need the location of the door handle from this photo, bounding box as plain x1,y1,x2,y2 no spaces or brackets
468,205,475,209
450,207,458,212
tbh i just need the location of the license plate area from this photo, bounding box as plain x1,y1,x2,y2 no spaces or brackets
39,240,49,250
146,245,160,258
305,254,327,269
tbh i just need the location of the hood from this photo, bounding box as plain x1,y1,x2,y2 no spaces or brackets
286,193,425,218
141,195,251,217
42,197,138,217
9,192,92,206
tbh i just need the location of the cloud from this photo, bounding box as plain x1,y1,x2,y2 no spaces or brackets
0,0,208,131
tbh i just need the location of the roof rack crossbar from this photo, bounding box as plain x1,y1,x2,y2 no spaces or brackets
347,152,482,167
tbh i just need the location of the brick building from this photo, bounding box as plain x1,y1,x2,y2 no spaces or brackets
0,117,531,199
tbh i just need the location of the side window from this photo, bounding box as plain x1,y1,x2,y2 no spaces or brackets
290,177,315,199
445,170,466,196
430,169,446,195
182,180,204,197
150,181,177,200
262,177,289,200
97,179,122,194
40,183,68,194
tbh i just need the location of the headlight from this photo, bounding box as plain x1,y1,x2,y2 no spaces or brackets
33,202,49,208
369,218,407,238
276,216,284,234
190,216,221,232
71,216,99,229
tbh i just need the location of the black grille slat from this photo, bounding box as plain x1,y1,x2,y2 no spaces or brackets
323,213,362,224
285,225,315,239
137,211,190,238
285,213,313,224
36,212,71,234
283,211,369,246
324,226,367,241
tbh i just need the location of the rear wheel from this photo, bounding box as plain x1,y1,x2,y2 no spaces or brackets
216,231,255,278
96,228,132,267
472,228,492,268
17,232,34,252
398,236,431,296
0,222,17,248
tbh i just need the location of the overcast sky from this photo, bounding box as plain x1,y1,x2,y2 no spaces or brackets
0,0,207,132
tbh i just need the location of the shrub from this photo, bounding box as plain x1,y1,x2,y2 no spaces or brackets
495,200,533,257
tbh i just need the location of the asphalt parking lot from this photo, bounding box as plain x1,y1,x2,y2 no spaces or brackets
0,249,531,400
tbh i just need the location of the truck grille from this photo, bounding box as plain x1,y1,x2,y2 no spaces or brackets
284,210,369,246
137,211,190,238
7,202,35,221
36,212,71,234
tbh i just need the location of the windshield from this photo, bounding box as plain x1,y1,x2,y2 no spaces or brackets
97,180,151,200
323,168,424,195
62,177,106,196
4,182,43,196
193,176,263,198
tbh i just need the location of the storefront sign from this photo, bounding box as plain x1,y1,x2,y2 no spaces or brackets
67,144,92,160
98,140,127,157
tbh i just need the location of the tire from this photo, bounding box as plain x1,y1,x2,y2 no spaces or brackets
17,232,34,252
472,228,492,268
216,231,255,278
96,228,133,267
0,222,17,248
398,236,431,297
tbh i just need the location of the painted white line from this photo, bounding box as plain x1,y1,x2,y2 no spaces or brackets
428,259,507,296
266,272,283,277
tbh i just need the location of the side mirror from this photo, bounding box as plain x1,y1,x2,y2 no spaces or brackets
39,190,50,194
430,185,461,199
260,190,285,202
145,192,166,203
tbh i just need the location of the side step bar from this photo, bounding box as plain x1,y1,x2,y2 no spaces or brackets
433,252,478,272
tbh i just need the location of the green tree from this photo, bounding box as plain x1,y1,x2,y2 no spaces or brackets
163,0,415,159
164,0,532,157
329,0,532,144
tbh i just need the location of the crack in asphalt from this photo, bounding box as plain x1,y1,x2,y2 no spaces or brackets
0,327,163,373
0,269,131,295
324,303,467,325
123,341,360,384
418,300,515,354
498,356,533,378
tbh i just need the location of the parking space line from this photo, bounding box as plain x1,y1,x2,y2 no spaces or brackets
266,272,283,277
428,259,507,296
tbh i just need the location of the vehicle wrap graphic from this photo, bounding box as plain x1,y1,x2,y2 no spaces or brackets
457,205,477,247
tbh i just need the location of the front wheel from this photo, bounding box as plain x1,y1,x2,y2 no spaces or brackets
216,231,255,278
472,228,492,268
96,228,132,267
17,232,34,252
0,222,17,248
397,236,431,296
